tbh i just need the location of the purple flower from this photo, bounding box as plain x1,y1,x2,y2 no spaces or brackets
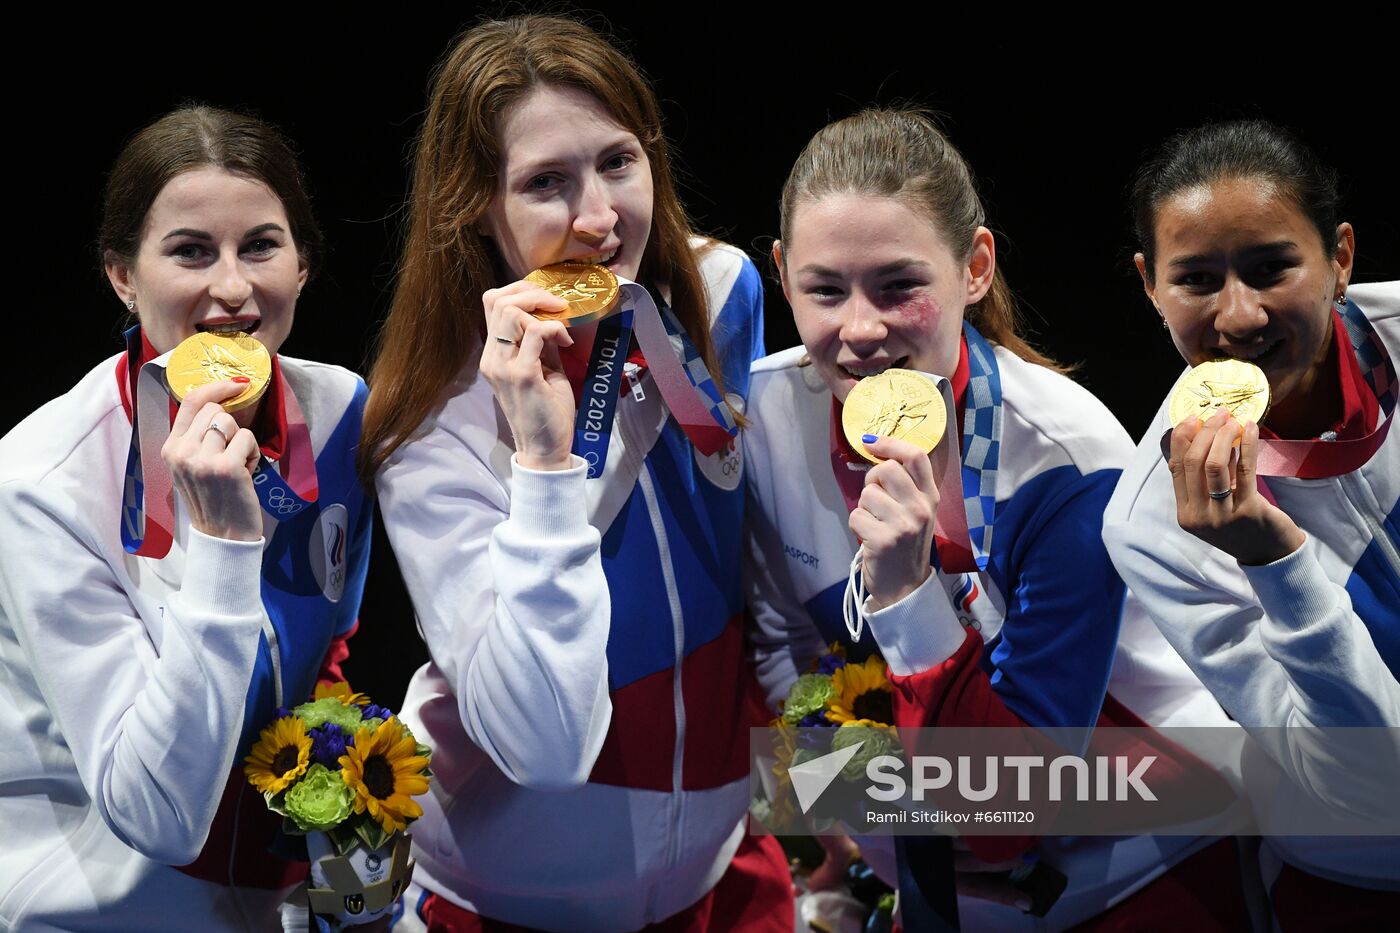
360,703,392,722
796,714,837,751
274,706,293,720
309,723,354,768
816,654,847,675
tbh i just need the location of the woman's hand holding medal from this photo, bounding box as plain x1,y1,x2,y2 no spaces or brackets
1168,408,1306,567
480,281,577,472
849,434,942,611
842,370,948,610
162,380,264,542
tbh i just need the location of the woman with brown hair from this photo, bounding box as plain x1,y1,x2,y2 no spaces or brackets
0,106,373,929
745,109,1248,930
362,15,789,931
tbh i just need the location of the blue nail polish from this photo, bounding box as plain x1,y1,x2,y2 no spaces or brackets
862,434,878,444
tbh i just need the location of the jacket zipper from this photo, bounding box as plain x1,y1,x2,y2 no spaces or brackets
262,616,284,709
1340,472,1400,578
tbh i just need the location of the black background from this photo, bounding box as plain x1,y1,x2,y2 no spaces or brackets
10,6,1397,707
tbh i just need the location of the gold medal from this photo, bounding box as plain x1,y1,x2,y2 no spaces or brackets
165,332,272,413
1169,358,1271,427
841,370,947,463
524,262,621,326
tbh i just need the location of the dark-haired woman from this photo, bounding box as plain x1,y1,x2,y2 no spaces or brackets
746,109,1250,930
0,107,371,929
361,16,789,932
1105,119,1399,924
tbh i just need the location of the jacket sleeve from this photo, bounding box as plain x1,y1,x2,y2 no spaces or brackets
0,479,267,865
376,407,611,792
866,470,1128,861
1104,467,1400,817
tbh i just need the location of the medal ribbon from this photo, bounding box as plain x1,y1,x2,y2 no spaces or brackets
566,281,738,479
1253,297,1394,477
626,283,738,456
120,325,319,558
1157,297,1394,479
570,308,635,478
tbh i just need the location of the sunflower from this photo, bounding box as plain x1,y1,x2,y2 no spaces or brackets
826,656,894,726
244,716,312,794
339,717,430,834
314,680,368,706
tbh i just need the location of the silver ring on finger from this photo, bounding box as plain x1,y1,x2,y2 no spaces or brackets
1207,487,1233,501
203,421,231,444
494,334,518,346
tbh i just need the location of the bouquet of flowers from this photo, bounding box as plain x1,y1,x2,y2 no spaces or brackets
753,644,903,832
244,681,431,927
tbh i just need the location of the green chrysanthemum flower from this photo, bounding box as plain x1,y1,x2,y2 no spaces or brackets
284,764,355,831
294,697,365,732
783,673,835,725
832,722,902,781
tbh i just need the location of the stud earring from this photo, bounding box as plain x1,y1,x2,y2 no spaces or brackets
126,300,135,311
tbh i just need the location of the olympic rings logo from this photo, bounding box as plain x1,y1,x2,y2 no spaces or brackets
264,486,305,516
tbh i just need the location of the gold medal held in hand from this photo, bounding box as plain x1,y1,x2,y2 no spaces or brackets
165,332,272,414
1169,358,1271,427
841,370,947,464
524,262,621,326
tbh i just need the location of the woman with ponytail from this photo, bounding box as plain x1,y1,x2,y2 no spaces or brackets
745,109,1247,930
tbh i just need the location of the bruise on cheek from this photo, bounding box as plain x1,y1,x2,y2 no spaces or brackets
886,294,942,327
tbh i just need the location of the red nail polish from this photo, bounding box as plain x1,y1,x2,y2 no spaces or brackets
232,376,251,384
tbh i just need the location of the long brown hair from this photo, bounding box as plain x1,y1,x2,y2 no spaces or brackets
778,108,1063,372
359,15,724,481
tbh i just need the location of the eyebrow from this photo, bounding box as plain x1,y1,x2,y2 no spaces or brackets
161,222,286,242
507,133,642,181
1167,240,1298,266
797,259,933,277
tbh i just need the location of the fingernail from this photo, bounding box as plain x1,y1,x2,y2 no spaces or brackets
231,376,251,384
862,434,878,444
